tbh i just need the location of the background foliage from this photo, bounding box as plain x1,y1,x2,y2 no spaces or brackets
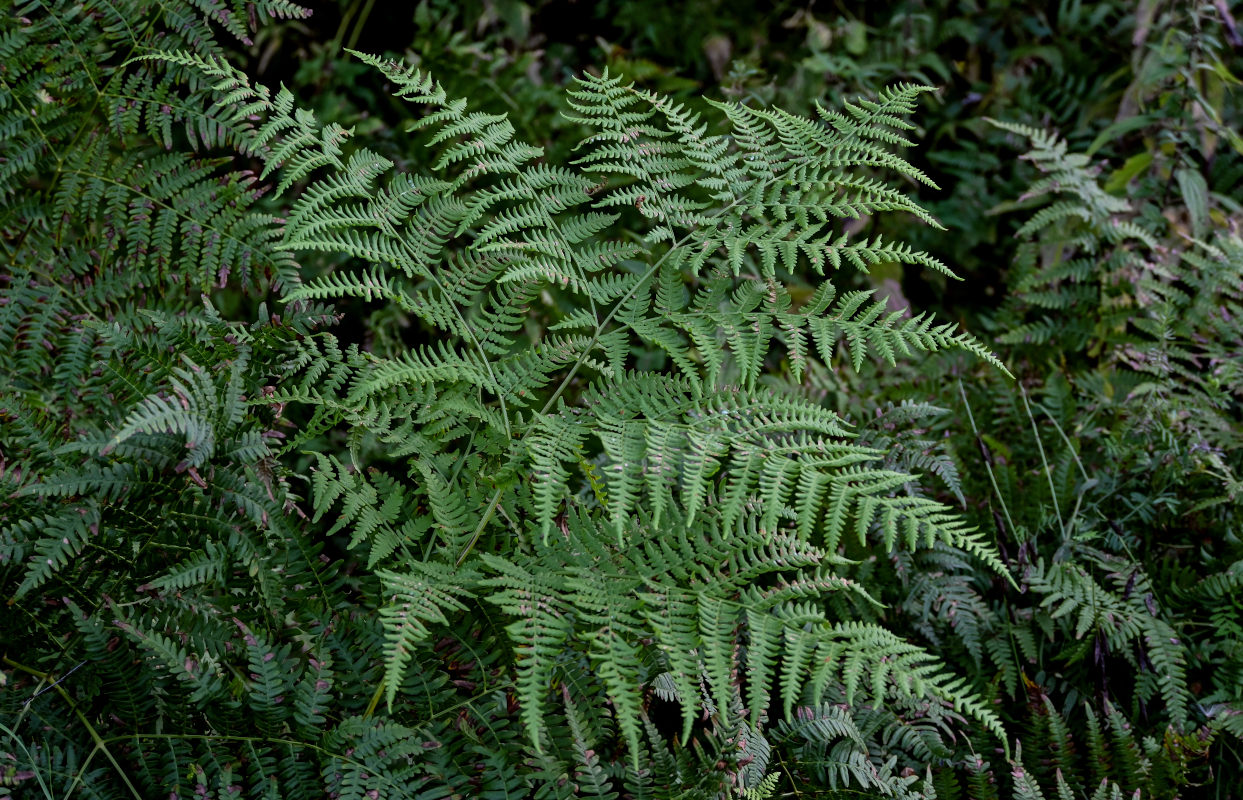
2,1,1240,799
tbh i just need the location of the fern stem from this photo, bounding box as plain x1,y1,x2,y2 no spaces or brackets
363,679,385,718
1028,397,1101,541
454,485,504,566
3,657,144,800
957,378,1020,545
455,161,791,562
1031,399,1091,483
1063,490,1086,541
45,8,165,235
0,719,55,800
344,0,377,51
537,179,780,417
460,164,793,560
1019,384,1065,541
382,216,515,442
466,180,787,559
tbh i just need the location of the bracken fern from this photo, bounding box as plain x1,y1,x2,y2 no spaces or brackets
144,47,1013,788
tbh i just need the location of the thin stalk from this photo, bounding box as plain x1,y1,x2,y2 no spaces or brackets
1019,384,1065,540
1033,399,1091,483
3,657,142,800
958,379,1020,544
0,681,56,800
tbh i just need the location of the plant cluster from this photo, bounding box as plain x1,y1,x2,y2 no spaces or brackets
2,1,1240,799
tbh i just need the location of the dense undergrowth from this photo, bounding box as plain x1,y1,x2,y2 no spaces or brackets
1,2,1240,798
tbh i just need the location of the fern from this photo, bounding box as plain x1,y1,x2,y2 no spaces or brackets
130,46,1023,789
18,2,1240,796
